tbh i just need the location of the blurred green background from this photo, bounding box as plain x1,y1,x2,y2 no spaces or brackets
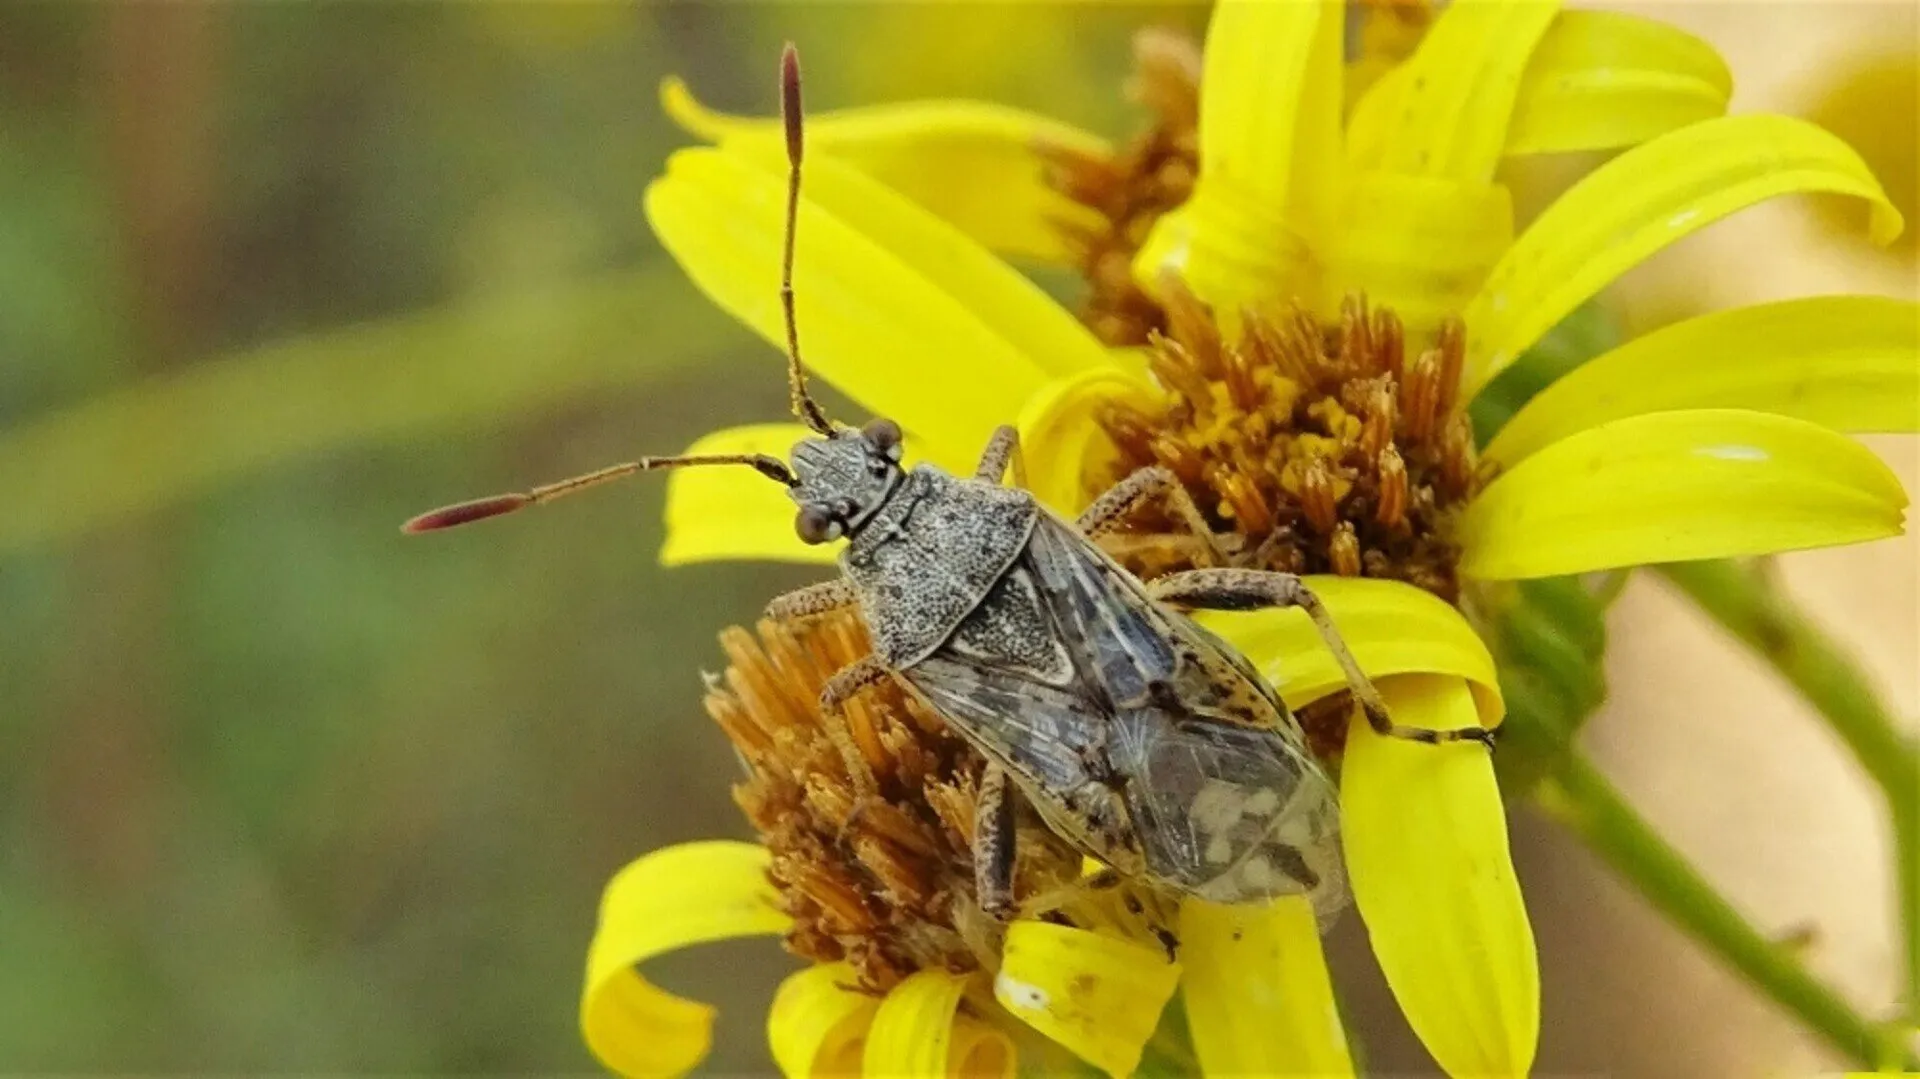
3,3,1913,1075
0,4,1199,1072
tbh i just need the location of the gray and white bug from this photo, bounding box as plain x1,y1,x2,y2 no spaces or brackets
404,45,1493,918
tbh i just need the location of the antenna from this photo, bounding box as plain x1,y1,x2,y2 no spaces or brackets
401,44,829,536
401,452,797,534
780,43,834,436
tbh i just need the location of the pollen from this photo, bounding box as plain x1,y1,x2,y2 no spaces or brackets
1092,286,1484,605
705,611,1088,993
1038,27,1200,347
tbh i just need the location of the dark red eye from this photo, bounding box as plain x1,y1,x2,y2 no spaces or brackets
863,418,903,453
795,505,843,544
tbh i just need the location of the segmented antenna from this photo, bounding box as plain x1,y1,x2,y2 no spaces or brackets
780,44,834,436
400,45,828,536
401,452,797,534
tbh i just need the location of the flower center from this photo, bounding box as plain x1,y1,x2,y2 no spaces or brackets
1093,287,1482,604
707,611,1166,992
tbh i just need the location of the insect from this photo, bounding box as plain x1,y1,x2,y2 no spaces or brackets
405,45,1493,918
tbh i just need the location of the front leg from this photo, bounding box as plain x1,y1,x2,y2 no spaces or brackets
973,764,1016,919
973,424,1028,488
1147,568,1495,750
766,578,859,623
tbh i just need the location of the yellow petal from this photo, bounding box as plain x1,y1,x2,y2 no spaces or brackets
1133,0,1344,308
582,841,791,1079
688,138,1110,386
1462,115,1906,396
769,963,877,1079
646,147,1103,464
1015,363,1161,514
1200,575,1504,728
863,970,1014,1079
994,920,1181,1078
658,424,836,567
1505,10,1732,155
1180,897,1354,1077
1372,0,1559,180
1324,169,1514,343
1343,675,1538,1077
1484,296,1920,467
1459,409,1911,580
661,77,1108,264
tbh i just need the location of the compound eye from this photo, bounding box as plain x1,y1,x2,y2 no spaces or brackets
863,417,904,459
795,504,844,545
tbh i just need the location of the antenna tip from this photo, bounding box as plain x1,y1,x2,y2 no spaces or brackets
780,43,803,164
401,493,533,534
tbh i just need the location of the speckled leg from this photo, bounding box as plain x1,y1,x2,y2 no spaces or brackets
817,655,892,793
973,424,1028,488
765,578,858,623
973,764,1016,919
1146,568,1495,749
1076,466,1226,567
819,654,891,717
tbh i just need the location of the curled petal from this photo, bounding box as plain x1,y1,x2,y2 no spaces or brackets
1351,10,1730,164
1181,897,1354,1077
646,147,1104,464
661,77,1108,263
658,424,835,567
582,842,791,1079
1505,9,1731,154
1367,0,1559,180
1133,0,1344,308
1462,114,1906,396
1459,409,1911,580
768,963,877,1079
863,970,1013,1079
994,921,1181,1078
1484,296,1920,466
1201,575,1504,727
1344,676,1539,1077
1015,363,1160,514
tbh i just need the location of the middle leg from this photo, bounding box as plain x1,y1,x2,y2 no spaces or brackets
1076,466,1227,567
1146,568,1495,749
973,764,1017,919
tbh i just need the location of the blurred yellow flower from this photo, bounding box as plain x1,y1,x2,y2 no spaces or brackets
603,1,1916,1076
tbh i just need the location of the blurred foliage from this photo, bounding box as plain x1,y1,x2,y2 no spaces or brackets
0,3,1201,1072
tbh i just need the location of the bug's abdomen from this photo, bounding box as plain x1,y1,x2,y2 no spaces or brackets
1112,707,1344,911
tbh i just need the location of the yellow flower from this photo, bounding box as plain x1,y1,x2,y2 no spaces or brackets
606,2,1915,1076
585,609,1388,1078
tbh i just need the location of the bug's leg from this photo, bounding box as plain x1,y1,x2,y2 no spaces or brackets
817,655,893,792
1146,568,1495,749
973,424,1029,488
766,578,859,623
1076,466,1226,567
973,764,1017,919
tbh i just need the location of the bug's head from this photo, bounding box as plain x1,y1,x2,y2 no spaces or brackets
788,417,905,544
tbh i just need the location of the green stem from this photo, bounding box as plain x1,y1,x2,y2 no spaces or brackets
1537,753,1915,1070
1658,559,1920,1033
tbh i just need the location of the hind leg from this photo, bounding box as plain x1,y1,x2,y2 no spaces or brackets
1146,568,1494,749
